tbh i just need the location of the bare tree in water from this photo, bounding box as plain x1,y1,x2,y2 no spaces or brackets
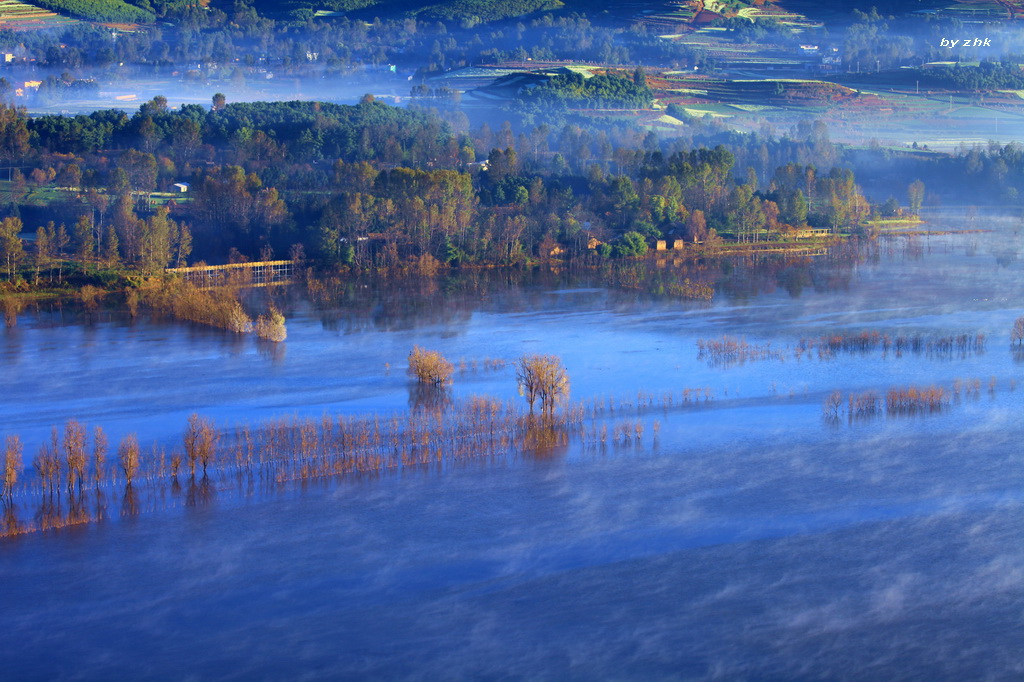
516,354,570,416
119,433,140,487
184,414,218,478
63,420,87,494
1012,316,1024,346
3,435,22,500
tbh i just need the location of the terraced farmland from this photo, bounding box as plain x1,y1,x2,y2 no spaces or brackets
661,75,858,106
779,0,1023,19
0,0,77,30
735,3,821,28
639,1,696,32
936,0,1014,19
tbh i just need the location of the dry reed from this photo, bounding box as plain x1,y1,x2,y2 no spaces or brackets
140,278,252,333
698,336,782,367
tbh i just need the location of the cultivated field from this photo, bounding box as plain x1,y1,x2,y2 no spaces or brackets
0,0,77,31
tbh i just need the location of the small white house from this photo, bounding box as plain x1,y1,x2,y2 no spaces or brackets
172,182,190,193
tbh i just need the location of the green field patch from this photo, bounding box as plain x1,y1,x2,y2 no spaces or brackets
0,181,66,207
731,78,821,84
726,103,775,112
863,217,924,226
651,114,687,126
682,78,857,107
680,106,733,118
952,106,1009,120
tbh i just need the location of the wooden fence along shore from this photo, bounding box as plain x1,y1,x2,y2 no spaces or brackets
166,260,295,287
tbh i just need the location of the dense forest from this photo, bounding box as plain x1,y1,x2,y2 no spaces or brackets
912,61,1024,91
518,70,654,109
0,82,938,289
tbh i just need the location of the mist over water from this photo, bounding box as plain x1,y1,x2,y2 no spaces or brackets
2,419,1022,679
3,208,1022,451
2,210,1024,678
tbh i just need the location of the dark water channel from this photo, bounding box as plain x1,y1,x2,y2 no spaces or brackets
2,209,1023,679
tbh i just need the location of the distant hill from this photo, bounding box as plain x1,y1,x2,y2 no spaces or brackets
29,0,155,23
237,0,376,19
776,0,1018,20
240,0,565,22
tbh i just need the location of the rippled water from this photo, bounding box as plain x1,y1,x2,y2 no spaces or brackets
2,209,1023,679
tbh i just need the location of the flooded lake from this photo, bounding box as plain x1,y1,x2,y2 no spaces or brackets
2,209,1023,679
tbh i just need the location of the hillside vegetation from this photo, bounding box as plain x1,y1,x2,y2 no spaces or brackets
30,0,154,23
414,0,564,21
244,0,562,21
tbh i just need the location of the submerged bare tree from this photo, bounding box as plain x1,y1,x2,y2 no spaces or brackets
63,420,87,494
184,413,218,478
3,435,22,500
92,426,107,488
1012,316,1024,346
822,390,843,419
33,430,61,495
119,433,140,487
516,354,570,415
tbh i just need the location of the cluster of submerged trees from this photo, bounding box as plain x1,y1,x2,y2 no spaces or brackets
1,271,289,343
697,336,783,367
135,278,287,341
823,376,1007,421
408,346,570,415
798,331,987,358
698,330,993,368
0,413,218,503
0,378,725,537
0,344,723,535
8,385,684,536
0,404,570,535
0,348,569,504
0,402,595,537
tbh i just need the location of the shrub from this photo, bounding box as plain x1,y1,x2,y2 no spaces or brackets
255,306,287,342
226,301,253,333
143,279,253,333
407,346,454,385
615,231,649,258
79,285,102,310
